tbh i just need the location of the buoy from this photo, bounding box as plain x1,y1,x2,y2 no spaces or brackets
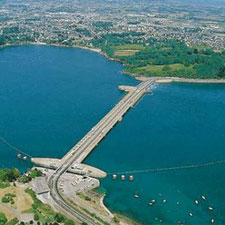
17,154,22,159
210,218,215,224
121,175,125,180
129,175,134,181
112,174,117,180
23,156,28,161
201,195,206,200
195,200,199,205
189,213,193,217
208,206,213,211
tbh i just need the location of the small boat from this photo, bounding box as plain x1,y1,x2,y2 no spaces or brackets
162,199,167,203
195,200,199,205
149,202,154,206
210,218,215,224
208,206,213,211
151,199,156,203
189,213,193,217
134,194,139,198
201,195,206,200
176,201,180,205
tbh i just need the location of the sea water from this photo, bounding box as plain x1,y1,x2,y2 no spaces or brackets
1,45,225,224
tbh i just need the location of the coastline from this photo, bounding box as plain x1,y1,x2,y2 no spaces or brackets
136,76,225,84
2,42,225,84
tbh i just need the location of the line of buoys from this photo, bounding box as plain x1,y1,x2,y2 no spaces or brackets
17,154,28,161
112,174,134,181
0,136,32,158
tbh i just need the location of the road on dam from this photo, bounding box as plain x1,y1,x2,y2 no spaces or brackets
47,79,154,225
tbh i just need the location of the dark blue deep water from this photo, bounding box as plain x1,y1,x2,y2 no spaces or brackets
1,45,225,225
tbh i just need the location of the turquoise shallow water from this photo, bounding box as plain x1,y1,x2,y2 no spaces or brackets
1,46,225,225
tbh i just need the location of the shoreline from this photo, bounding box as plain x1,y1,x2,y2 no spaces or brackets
2,42,225,84
136,76,225,84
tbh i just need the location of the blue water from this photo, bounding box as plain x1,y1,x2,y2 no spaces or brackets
1,45,225,225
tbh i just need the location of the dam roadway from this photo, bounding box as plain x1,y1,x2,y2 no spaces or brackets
48,79,154,225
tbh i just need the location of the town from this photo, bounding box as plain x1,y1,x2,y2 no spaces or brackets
0,0,225,50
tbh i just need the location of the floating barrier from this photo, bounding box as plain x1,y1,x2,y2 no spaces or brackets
0,136,32,158
108,160,225,175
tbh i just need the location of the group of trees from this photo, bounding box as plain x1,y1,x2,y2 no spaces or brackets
0,168,20,183
90,34,225,78
0,168,42,188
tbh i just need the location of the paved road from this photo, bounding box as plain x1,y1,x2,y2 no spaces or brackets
48,79,154,225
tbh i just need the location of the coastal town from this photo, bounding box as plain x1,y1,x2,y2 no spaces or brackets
0,0,225,49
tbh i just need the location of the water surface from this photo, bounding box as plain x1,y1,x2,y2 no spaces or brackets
1,45,225,225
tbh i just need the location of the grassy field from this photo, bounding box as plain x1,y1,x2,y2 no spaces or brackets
113,44,145,56
133,63,195,76
114,50,139,56
113,44,145,51
0,185,33,220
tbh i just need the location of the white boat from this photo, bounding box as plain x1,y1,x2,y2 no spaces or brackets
134,194,139,198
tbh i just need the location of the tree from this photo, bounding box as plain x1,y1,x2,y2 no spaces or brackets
218,65,225,77
54,213,64,223
34,214,39,221
0,213,7,225
64,219,75,225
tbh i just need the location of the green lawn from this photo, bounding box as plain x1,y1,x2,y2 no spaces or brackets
113,44,146,51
